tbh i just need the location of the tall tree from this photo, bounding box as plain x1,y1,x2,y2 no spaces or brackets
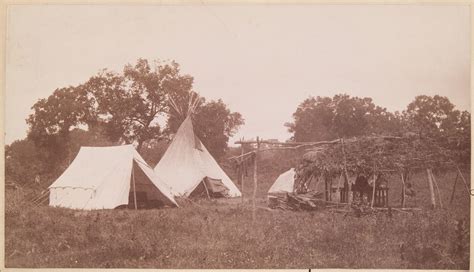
405,95,465,137
286,94,399,141
5,139,45,185
84,59,194,151
27,86,96,144
26,86,97,167
285,96,334,142
193,99,244,159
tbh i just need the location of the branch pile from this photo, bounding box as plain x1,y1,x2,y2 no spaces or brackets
268,192,329,211
268,193,420,217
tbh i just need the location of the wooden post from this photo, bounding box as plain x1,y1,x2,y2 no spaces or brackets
132,163,138,210
450,172,459,204
252,137,259,222
430,169,443,209
400,171,406,208
240,137,244,203
371,176,376,208
340,138,352,204
324,175,329,201
426,168,436,209
371,162,376,208
456,166,471,197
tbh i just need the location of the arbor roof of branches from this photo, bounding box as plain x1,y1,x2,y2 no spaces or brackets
296,134,467,180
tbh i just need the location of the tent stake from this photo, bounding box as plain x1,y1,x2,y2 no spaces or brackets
132,163,138,210
449,172,459,204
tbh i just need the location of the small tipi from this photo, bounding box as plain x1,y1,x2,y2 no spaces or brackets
268,168,296,195
154,95,241,198
268,168,327,195
49,145,178,210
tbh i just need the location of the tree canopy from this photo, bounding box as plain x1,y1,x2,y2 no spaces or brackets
285,94,404,141
19,58,245,186
286,94,469,146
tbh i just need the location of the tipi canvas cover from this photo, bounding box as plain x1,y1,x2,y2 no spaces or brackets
154,116,241,197
268,168,327,195
49,145,178,210
268,168,296,195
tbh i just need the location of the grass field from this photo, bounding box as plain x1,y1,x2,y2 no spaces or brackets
4,158,470,269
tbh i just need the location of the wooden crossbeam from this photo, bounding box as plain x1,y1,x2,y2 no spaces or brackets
235,139,341,146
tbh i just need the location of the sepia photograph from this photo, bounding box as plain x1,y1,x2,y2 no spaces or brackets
3,2,471,270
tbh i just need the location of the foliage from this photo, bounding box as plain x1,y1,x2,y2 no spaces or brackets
405,95,468,137
26,58,243,152
286,94,470,151
83,59,194,151
22,58,244,186
139,139,172,168
27,86,97,143
405,95,471,164
26,86,97,168
294,135,465,192
5,139,46,186
285,94,404,142
5,128,115,188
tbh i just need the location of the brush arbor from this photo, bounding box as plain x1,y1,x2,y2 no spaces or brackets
230,134,470,213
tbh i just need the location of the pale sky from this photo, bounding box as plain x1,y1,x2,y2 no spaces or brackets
5,4,471,145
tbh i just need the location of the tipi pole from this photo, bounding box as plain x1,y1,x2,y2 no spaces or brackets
426,168,436,209
241,137,245,203
132,163,138,210
449,172,459,204
252,137,260,222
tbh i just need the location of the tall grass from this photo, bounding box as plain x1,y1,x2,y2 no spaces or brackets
5,151,470,269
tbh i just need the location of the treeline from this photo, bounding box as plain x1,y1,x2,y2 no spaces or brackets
6,58,244,186
6,58,470,188
286,94,470,141
285,94,470,163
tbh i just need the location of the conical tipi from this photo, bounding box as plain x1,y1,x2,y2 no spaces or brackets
154,115,241,198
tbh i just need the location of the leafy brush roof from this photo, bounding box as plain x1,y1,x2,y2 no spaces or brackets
296,134,467,181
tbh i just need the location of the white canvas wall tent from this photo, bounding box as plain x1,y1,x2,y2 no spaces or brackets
154,115,242,198
49,145,178,210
